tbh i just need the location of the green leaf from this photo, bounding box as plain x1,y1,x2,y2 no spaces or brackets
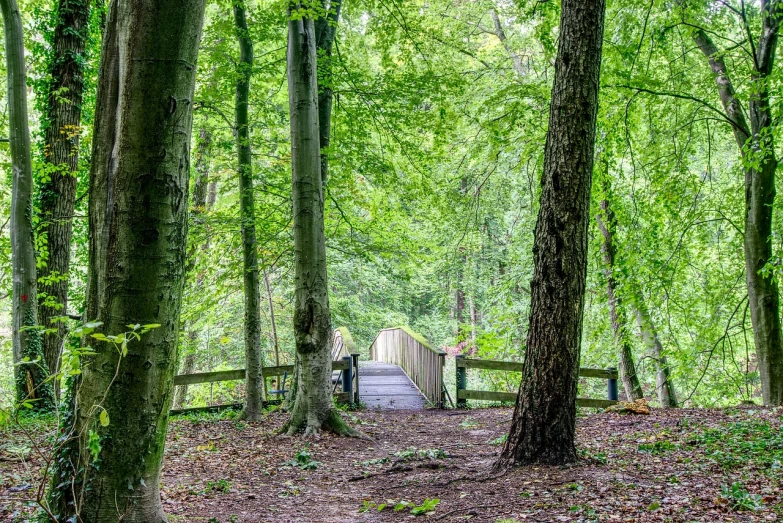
100,409,110,427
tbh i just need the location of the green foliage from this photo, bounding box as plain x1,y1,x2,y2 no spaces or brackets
688,420,783,471
719,482,764,512
283,447,321,470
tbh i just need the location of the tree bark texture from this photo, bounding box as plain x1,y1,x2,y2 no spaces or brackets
48,0,206,520
175,128,212,410
634,297,678,408
285,4,354,436
234,0,265,421
496,0,605,468
595,181,643,401
693,4,783,404
38,0,92,381
314,0,341,185
3,0,55,409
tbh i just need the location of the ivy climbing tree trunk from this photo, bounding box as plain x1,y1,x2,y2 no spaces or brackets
634,294,678,408
495,0,605,468
284,2,358,436
38,0,92,382
3,0,55,410
692,2,783,405
175,128,213,410
595,178,643,401
234,0,265,421
47,0,206,520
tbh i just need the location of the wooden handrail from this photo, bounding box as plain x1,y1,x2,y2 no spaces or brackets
173,360,349,386
369,327,444,407
455,356,619,408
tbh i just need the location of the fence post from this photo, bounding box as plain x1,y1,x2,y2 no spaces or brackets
439,353,446,408
607,366,618,402
456,354,467,408
351,353,360,404
342,355,354,405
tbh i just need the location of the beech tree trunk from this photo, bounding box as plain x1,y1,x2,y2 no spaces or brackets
3,0,55,409
693,4,783,405
315,0,341,185
234,0,265,421
496,0,605,468
48,0,206,520
284,3,356,436
38,0,91,382
634,296,678,407
596,180,643,401
175,129,213,410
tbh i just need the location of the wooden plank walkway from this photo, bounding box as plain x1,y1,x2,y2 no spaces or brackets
359,361,426,410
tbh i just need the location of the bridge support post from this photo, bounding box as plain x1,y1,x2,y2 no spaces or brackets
342,355,354,406
607,366,618,402
456,354,467,408
351,353,360,404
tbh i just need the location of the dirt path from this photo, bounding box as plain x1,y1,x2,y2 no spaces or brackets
2,407,782,522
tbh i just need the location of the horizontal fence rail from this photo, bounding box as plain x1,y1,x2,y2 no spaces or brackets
172,329,359,413
370,327,445,407
455,356,619,409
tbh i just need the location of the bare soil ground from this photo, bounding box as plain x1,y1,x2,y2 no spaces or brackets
2,406,782,522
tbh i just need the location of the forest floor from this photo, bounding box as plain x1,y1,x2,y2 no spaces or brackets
1,405,782,522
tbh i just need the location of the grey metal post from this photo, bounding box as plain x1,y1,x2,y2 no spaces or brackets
342,355,354,405
456,354,467,408
607,366,618,402
351,353,360,404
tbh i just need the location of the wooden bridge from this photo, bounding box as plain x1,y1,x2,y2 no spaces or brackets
171,326,618,412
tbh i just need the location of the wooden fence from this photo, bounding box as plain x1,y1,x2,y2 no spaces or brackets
369,327,445,407
171,328,360,413
455,356,619,409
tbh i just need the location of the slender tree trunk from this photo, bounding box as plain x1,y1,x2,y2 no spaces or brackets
264,268,280,367
3,0,55,409
315,0,341,185
693,7,783,405
175,128,212,410
495,0,605,468
48,0,206,519
595,179,643,401
38,0,91,382
234,0,265,421
634,297,678,407
284,2,358,436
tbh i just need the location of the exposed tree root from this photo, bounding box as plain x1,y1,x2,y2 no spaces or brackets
278,408,370,439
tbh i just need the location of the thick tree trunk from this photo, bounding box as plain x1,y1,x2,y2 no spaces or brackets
595,181,643,401
3,0,55,409
38,0,91,382
234,1,265,421
634,297,678,407
284,4,357,436
47,0,206,520
495,0,605,468
693,12,783,404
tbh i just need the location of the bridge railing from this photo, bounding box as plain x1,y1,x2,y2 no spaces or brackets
370,327,445,407
454,356,619,408
171,328,358,413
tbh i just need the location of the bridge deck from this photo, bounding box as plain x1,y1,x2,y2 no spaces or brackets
359,361,427,410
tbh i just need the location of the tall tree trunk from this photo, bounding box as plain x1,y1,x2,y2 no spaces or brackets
314,0,341,185
48,0,206,519
284,2,358,436
595,179,643,401
175,128,213,410
634,296,678,407
3,0,55,409
234,0,265,421
495,0,605,468
38,0,92,383
264,268,281,367
692,4,783,405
